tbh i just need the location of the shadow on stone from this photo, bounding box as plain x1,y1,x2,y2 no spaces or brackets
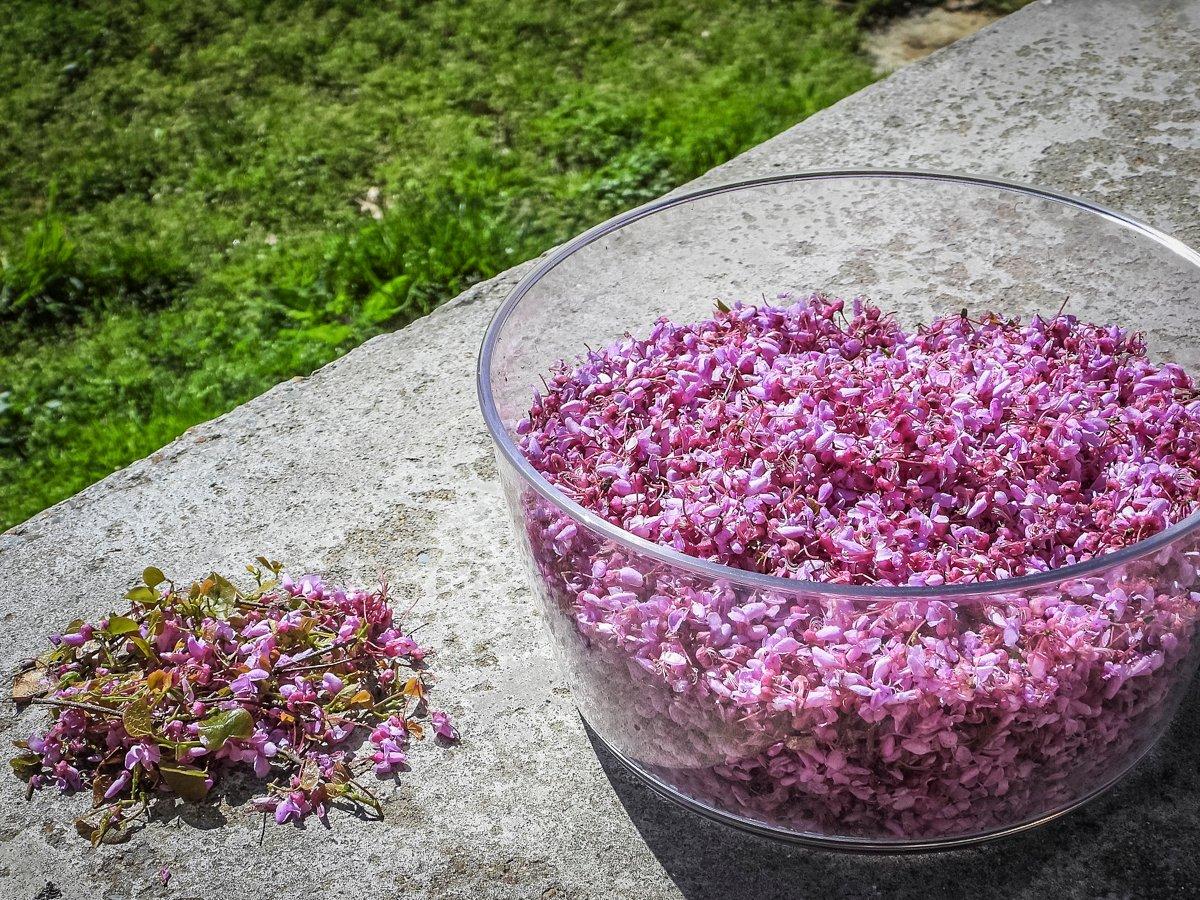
587,675,1200,900
150,795,230,831
147,770,264,831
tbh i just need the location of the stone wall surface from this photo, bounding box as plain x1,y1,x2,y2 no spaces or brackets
2,1,1200,898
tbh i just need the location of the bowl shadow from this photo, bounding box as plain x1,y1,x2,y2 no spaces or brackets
587,675,1200,900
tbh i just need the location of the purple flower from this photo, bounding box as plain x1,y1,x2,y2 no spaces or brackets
60,624,94,647
223,731,278,778
369,715,411,775
103,769,132,800
125,740,161,772
230,667,270,697
430,710,458,742
275,790,310,824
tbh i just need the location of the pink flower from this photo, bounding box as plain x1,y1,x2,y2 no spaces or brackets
370,715,411,776
279,676,317,709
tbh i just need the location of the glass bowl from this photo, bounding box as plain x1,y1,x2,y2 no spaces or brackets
477,171,1200,850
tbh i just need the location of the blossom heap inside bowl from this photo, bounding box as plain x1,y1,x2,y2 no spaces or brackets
521,294,1200,586
515,293,1200,838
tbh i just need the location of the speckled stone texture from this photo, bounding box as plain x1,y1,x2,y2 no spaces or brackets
2,1,1199,898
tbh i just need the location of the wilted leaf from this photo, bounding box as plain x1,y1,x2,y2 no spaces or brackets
88,807,130,845
146,669,172,695
402,677,424,699
406,720,424,740
74,817,97,842
105,615,139,636
298,758,320,791
142,566,166,588
100,821,132,845
198,707,253,750
10,753,41,778
158,764,210,801
347,689,373,707
93,773,114,806
11,664,50,703
715,298,731,313
122,698,154,738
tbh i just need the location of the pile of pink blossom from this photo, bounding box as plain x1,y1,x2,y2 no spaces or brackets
12,562,457,844
516,294,1200,838
522,294,1200,585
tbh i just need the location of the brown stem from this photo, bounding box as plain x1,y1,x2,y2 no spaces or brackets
277,639,354,671
28,697,119,716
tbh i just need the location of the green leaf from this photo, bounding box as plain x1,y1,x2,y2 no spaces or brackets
246,578,278,600
122,697,154,738
209,572,240,602
124,586,158,605
105,615,139,636
158,764,210,801
142,566,165,588
128,634,155,659
198,706,253,750
715,298,731,313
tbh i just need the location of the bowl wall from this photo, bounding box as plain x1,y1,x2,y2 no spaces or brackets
480,173,1200,847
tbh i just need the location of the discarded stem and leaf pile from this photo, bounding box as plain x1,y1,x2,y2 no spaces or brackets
11,561,457,844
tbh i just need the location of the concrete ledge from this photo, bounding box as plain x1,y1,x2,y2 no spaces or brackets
4,1,1200,897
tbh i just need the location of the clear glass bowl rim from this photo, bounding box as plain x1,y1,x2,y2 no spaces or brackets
477,169,1200,601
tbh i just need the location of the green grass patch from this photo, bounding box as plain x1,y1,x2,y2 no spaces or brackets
0,0,894,529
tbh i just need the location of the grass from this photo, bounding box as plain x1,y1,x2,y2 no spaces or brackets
0,0,1005,529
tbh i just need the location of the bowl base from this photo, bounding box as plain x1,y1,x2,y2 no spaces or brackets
585,716,1163,854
